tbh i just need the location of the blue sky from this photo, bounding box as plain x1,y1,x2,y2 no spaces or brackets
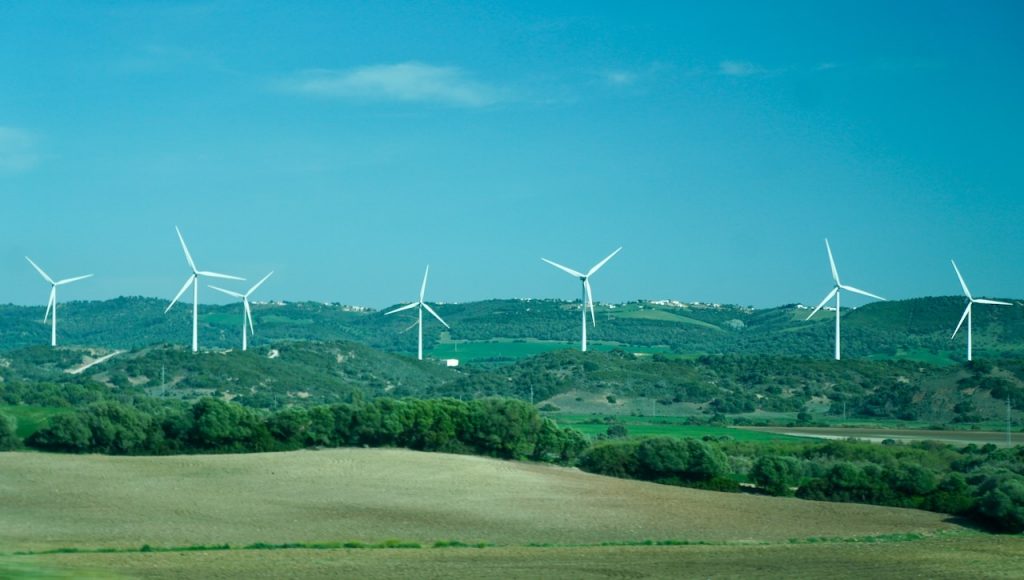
2,1,1023,309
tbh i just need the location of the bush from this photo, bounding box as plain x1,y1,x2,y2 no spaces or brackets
750,455,801,496
0,412,19,450
606,424,629,439
972,472,1024,533
578,437,727,486
27,413,92,452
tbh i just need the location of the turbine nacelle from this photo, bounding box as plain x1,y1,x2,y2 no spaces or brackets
210,271,274,351
385,265,449,360
950,260,1010,361
25,256,93,347
805,239,885,360
542,247,622,351
166,226,244,352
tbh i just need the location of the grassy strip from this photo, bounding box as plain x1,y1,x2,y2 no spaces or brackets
7,530,973,558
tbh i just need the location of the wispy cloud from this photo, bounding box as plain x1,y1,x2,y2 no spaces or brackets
602,70,638,86
0,127,39,173
280,63,503,107
718,60,763,77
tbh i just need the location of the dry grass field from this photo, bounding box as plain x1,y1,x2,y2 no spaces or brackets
2,449,1020,578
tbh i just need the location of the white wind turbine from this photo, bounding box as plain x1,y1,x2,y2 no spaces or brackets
951,260,1011,362
806,239,885,360
542,247,622,352
210,272,274,352
165,226,244,353
25,257,93,347
385,265,449,361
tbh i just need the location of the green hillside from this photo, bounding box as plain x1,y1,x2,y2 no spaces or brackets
3,296,1024,362
2,340,1022,425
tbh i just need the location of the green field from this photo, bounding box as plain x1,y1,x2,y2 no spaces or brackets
867,348,959,367
429,338,669,362
610,308,722,330
0,405,70,438
550,413,809,442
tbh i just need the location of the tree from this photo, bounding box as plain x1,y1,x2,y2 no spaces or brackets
750,455,801,496
973,472,1024,533
0,412,19,450
27,413,92,452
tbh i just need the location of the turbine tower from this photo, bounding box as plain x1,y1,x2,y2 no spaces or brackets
542,247,622,352
165,226,244,353
806,239,885,360
951,260,1011,362
385,265,449,361
25,257,92,347
210,272,274,352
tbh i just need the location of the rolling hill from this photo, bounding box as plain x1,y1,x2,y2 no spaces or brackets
3,296,1024,363
6,449,1020,579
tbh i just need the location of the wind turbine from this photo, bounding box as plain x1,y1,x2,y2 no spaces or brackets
210,272,274,352
542,247,622,352
951,260,1011,362
806,239,885,360
385,265,449,360
165,226,244,353
25,257,92,347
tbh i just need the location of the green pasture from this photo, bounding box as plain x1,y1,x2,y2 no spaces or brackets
0,405,71,438
610,308,722,330
550,414,807,442
430,339,669,363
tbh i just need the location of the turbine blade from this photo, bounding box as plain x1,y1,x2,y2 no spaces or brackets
385,302,419,316
951,260,972,300
246,271,274,296
952,304,971,339
806,287,838,320
422,302,450,329
400,320,419,334
209,285,244,298
420,265,429,302
244,299,255,336
585,279,596,326
175,226,197,272
25,257,55,285
974,298,1012,306
825,239,840,285
55,274,93,286
166,275,195,313
43,287,55,323
587,246,622,277
839,284,885,301
197,271,246,281
542,258,584,278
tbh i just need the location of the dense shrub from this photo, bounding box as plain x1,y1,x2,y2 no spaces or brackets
972,472,1024,533
25,396,586,466
577,437,726,486
750,455,801,496
0,412,19,450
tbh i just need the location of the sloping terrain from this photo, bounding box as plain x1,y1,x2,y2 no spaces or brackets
3,296,1024,361
0,448,958,553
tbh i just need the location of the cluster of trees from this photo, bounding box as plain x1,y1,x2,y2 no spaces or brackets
25,397,588,464
577,437,734,490
558,428,1024,534
734,439,1024,534
0,412,18,451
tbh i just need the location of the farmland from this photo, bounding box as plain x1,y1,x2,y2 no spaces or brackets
550,413,809,443
5,449,1017,579
429,337,670,363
